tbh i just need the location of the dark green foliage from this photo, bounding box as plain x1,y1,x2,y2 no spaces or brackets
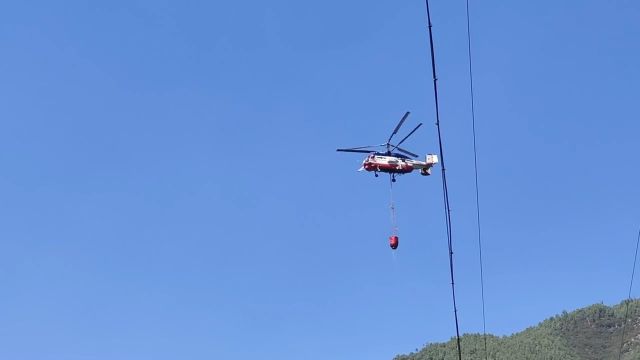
395,299,640,360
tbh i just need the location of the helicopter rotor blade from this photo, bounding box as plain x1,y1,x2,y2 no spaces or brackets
387,111,411,144
343,144,385,150
395,146,419,158
392,123,423,150
336,149,376,154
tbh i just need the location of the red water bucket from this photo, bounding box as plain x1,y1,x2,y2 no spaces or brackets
389,235,399,250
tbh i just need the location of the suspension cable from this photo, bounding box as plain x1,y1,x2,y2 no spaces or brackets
389,175,398,236
424,1,462,359
618,228,640,360
465,1,488,359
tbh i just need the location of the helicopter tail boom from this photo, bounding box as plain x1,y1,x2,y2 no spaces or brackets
417,154,439,176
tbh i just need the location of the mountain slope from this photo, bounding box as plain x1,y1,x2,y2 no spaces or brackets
395,299,640,360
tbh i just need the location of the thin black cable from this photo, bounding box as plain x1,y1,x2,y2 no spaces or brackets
424,1,462,359
618,228,640,360
465,1,488,359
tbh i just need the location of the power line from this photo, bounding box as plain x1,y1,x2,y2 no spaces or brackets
465,1,489,359
424,1,462,359
618,228,640,360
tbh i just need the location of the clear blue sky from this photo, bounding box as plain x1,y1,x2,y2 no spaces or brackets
1,1,639,359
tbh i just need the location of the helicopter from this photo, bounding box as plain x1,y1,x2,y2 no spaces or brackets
337,111,439,182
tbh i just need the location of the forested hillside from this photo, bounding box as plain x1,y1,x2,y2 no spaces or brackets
395,299,640,360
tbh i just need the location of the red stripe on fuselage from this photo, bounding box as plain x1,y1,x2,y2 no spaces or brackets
363,161,414,174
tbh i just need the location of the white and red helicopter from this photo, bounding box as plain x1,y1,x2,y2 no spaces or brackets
337,111,439,182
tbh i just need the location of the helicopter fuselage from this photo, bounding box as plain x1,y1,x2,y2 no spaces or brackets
362,153,438,176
